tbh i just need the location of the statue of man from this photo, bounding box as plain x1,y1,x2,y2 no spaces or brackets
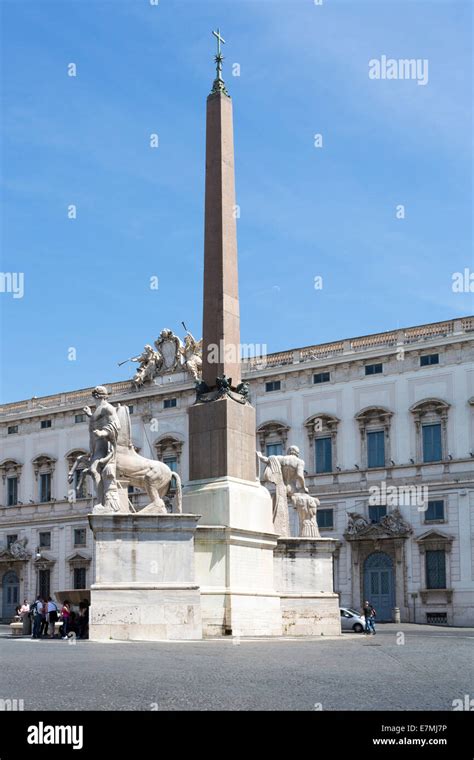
181,332,202,380
83,386,121,512
131,344,161,387
257,445,308,493
257,445,308,536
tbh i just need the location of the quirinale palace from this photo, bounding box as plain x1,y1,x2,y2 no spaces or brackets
1,316,473,626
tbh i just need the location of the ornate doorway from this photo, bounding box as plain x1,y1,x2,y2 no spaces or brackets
2,570,19,621
363,552,394,621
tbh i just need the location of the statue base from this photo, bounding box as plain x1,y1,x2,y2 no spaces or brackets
88,513,202,641
183,476,282,637
274,538,341,636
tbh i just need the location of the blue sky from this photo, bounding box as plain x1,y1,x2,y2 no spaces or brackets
1,0,472,402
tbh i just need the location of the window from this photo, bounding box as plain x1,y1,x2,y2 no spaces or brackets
39,569,50,599
7,534,18,548
74,528,86,547
367,430,385,468
365,363,383,376
163,457,178,473
313,372,330,384
7,477,18,506
369,505,387,523
73,568,87,590
74,414,85,423
164,398,177,409
266,443,283,457
425,550,446,589
7,425,18,435
422,423,442,462
420,354,439,367
426,612,448,625
39,473,51,502
40,420,52,429
411,398,449,464
39,532,51,549
318,508,334,529
315,437,332,473
265,381,281,392
425,500,444,522
128,405,134,415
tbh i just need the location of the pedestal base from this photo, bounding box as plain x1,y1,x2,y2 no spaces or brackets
274,537,341,636
183,477,282,637
88,514,202,641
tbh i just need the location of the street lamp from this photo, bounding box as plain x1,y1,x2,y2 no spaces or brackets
35,546,42,598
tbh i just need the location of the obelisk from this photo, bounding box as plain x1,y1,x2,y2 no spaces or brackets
188,30,256,483
184,31,282,637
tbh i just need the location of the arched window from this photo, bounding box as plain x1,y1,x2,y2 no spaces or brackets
257,421,290,458
0,459,22,506
410,399,450,463
32,455,57,503
304,414,339,474
154,435,183,473
355,407,393,469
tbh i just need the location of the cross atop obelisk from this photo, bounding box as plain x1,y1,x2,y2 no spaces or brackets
211,27,229,96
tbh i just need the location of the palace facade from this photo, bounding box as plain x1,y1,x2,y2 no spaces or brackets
1,316,473,625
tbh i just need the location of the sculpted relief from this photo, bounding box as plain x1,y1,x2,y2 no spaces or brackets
124,329,203,388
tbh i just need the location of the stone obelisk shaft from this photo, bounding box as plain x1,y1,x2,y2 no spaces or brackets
188,89,256,482
201,91,241,387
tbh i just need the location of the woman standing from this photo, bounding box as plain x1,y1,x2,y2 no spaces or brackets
60,600,71,639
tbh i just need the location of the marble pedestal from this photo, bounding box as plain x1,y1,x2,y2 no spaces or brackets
274,538,341,636
183,476,282,637
88,513,202,641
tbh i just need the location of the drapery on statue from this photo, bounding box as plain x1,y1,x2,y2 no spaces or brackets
180,332,203,380
290,493,320,538
68,386,182,515
257,445,310,537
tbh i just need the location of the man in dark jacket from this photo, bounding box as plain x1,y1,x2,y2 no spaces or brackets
362,600,376,635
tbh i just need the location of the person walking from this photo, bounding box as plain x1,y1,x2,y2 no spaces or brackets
60,600,71,639
20,599,31,635
31,596,43,639
362,600,377,635
77,601,89,639
47,597,59,638
39,597,48,638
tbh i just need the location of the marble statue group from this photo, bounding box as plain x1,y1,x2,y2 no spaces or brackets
68,386,182,516
257,446,320,538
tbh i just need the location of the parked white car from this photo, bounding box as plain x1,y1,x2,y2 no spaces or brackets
340,607,366,633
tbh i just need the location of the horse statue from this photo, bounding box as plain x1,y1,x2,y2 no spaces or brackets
68,404,181,515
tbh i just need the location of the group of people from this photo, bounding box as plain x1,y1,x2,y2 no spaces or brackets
15,596,89,639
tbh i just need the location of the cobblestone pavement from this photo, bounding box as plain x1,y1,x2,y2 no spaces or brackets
0,624,472,711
